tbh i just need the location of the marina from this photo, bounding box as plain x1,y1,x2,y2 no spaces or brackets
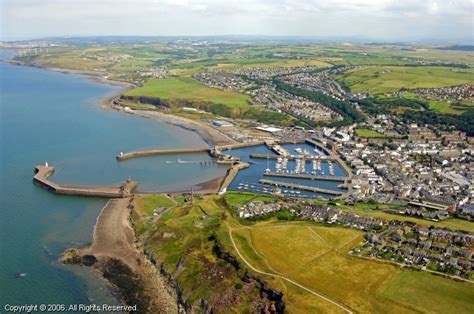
226,140,351,199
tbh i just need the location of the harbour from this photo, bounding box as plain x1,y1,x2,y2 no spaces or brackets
0,59,228,307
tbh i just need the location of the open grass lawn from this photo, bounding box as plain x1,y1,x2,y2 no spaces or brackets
383,271,474,314
429,100,474,115
340,66,474,94
231,221,415,313
222,191,277,207
124,77,251,108
230,220,474,313
134,194,175,216
355,128,386,138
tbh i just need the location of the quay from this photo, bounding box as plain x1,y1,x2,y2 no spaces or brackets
250,153,337,161
305,138,353,178
219,162,250,194
263,172,348,182
259,179,344,196
33,165,137,198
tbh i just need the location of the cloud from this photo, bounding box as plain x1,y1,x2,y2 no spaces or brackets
1,0,472,41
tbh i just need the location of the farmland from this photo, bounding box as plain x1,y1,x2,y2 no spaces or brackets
124,77,251,108
339,66,474,95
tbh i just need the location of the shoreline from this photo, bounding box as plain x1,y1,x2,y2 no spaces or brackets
62,198,179,313
11,60,234,310
10,58,239,310
4,57,236,147
109,97,236,147
1,59,135,88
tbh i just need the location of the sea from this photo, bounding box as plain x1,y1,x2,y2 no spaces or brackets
0,51,227,308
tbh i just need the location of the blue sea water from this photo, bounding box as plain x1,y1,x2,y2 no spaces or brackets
0,56,227,308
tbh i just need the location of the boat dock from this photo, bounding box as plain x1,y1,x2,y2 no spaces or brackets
259,179,344,196
263,172,348,182
33,165,137,198
250,153,337,161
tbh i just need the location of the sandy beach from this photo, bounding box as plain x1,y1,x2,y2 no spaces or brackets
76,198,178,313
109,98,236,146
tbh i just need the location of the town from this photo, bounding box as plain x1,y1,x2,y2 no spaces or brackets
235,200,473,279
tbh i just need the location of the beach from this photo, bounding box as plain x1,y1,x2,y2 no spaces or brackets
65,198,179,313
110,99,236,146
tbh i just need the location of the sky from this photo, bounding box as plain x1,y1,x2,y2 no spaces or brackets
1,0,473,42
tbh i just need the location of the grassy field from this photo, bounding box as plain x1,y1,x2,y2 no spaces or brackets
230,221,411,313
134,193,474,313
124,77,251,108
428,100,474,115
229,220,474,313
134,194,175,216
383,271,474,314
355,128,386,138
223,191,277,207
339,66,474,94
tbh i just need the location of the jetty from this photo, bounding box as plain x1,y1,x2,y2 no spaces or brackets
263,172,348,182
116,147,210,160
259,179,343,196
250,153,337,161
219,162,250,194
305,138,353,178
33,165,137,198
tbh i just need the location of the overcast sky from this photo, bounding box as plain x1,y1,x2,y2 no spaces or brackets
1,0,473,42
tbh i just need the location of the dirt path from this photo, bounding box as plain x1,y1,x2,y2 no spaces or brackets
226,223,354,314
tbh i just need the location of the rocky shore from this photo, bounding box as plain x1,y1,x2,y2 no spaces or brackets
61,198,179,313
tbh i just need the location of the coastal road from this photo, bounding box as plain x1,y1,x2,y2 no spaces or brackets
226,223,354,314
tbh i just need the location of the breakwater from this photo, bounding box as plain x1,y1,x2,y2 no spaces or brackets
34,165,137,198
116,147,210,160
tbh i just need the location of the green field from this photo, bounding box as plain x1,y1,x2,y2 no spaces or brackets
355,128,386,138
428,100,474,115
230,220,474,313
383,271,474,314
124,77,251,108
223,191,277,207
134,193,474,313
231,222,409,313
134,194,176,216
339,66,474,94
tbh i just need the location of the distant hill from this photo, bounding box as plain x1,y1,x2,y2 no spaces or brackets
438,45,474,51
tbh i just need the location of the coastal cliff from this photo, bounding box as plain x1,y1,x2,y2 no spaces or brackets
130,195,286,313
61,198,179,313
